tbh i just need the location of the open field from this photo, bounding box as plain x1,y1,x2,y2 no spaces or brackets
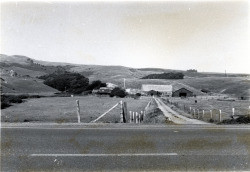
162,97,250,122
1,95,151,123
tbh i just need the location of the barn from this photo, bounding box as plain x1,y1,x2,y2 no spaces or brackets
141,85,172,96
172,88,193,97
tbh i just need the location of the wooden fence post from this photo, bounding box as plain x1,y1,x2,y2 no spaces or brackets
120,101,123,123
138,112,141,124
76,100,80,123
190,107,192,114
232,108,235,118
136,112,138,124
210,110,213,120
141,111,144,122
197,109,200,119
123,102,127,123
129,111,132,123
193,109,196,118
202,110,205,119
133,112,135,123
219,110,222,122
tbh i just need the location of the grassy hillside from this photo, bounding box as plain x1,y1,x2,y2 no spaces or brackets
139,68,249,78
1,77,58,94
70,65,146,81
1,54,249,97
0,54,62,94
180,77,250,97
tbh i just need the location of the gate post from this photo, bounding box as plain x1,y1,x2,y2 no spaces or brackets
76,100,81,123
120,101,124,123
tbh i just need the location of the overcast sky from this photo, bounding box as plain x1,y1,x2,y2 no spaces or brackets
1,1,249,73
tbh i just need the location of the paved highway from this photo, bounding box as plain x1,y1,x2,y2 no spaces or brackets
1,124,250,171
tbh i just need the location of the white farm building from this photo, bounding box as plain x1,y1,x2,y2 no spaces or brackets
141,84,173,96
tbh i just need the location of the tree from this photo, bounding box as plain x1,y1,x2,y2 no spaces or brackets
86,80,106,91
110,87,126,98
41,72,89,94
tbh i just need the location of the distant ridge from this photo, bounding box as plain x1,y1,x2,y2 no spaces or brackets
0,54,249,97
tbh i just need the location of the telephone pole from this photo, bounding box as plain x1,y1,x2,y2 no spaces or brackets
123,78,126,89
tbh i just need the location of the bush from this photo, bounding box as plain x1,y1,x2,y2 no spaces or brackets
110,87,126,98
18,94,29,99
1,94,41,109
1,102,11,109
220,115,250,124
86,80,106,91
1,95,23,109
136,93,141,97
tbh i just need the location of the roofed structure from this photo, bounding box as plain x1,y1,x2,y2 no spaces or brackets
172,88,193,97
141,84,172,96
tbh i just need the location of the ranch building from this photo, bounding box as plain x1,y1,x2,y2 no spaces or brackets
141,84,172,96
172,88,193,97
92,87,113,95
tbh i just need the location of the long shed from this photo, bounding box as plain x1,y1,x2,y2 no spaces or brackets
172,88,193,97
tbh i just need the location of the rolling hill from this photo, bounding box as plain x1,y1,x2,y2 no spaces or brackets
0,54,249,97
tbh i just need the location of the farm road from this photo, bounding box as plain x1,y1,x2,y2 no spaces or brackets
1,124,250,171
154,98,209,124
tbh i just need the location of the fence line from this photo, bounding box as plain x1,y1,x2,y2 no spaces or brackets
145,99,152,111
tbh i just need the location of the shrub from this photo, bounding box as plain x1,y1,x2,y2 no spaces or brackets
110,87,126,98
136,93,141,97
1,102,11,109
86,80,106,91
220,116,250,124
1,94,41,109
18,94,29,99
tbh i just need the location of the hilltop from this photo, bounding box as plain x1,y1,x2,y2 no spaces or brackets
0,54,249,97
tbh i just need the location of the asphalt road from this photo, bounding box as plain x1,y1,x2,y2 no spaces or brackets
1,124,250,171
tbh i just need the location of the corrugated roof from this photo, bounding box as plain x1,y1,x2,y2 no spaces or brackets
141,85,172,92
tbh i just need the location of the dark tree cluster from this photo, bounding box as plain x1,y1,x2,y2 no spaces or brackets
1,94,41,109
39,71,108,94
86,80,106,91
39,72,89,94
110,87,127,98
141,72,184,79
186,69,198,73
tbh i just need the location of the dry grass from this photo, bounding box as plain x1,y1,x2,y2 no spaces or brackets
143,99,173,124
1,95,151,123
1,77,58,94
180,77,250,97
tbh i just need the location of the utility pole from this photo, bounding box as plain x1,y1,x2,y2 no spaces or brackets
123,78,126,89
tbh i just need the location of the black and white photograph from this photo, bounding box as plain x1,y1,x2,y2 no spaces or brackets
1,0,250,171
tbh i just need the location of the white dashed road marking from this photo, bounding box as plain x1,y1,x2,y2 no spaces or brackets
30,153,178,157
